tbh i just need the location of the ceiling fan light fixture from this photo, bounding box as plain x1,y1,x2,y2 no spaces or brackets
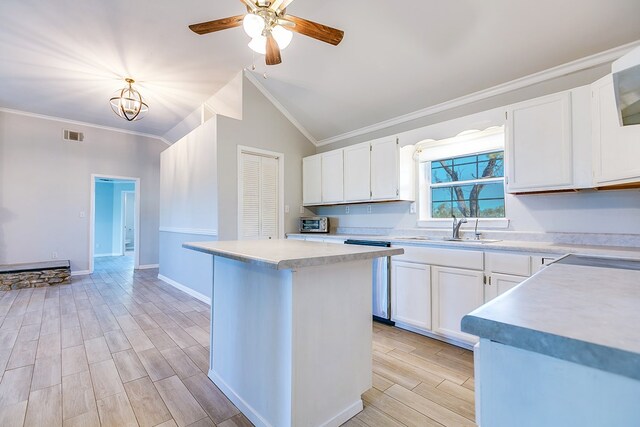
272,25,292,50
243,13,265,38
109,78,149,122
248,35,267,54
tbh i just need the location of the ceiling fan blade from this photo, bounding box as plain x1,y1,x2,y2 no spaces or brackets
265,33,282,65
283,15,344,45
270,0,295,12
239,0,257,12
189,15,245,35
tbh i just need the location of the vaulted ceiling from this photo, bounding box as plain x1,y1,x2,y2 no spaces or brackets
1,0,640,143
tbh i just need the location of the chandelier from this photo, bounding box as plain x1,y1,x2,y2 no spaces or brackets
109,78,149,121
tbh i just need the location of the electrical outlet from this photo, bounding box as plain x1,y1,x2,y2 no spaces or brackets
79,211,86,218
410,202,416,214
284,205,290,214
345,206,350,214
367,205,372,214
51,252,58,259
299,206,305,214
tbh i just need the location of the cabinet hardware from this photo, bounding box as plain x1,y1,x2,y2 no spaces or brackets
483,275,487,284
396,189,399,196
370,191,372,197
488,276,492,285
505,111,508,120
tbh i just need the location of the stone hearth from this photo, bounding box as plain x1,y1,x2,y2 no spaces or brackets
0,260,71,290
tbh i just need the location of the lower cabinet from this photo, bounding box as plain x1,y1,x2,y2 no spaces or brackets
391,261,431,331
485,273,527,302
432,266,484,344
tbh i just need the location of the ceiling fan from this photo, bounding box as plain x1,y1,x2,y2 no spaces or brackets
189,0,344,66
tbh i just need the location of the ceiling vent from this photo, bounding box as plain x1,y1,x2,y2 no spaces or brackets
63,129,84,142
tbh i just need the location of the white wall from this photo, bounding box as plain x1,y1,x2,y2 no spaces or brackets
159,118,217,301
216,77,316,240
312,65,640,238
0,110,164,271
158,75,316,300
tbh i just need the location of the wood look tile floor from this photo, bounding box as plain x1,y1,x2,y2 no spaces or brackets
0,256,476,427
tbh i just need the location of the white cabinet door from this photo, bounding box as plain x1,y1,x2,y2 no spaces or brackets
432,266,484,344
343,142,371,202
321,150,344,203
485,273,526,302
592,74,640,186
302,155,322,205
371,137,399,200
391,261,431,331
506,92,573,192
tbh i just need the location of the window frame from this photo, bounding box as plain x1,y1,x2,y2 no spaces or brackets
416,129,510,229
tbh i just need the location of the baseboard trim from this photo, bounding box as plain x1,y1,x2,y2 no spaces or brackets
137,264,159,270
321,400,363,427
71,270,91,276
208,369,273,427
157,274,211,305
94,253,123,258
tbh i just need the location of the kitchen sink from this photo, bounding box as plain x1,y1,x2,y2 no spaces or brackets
442,238,502,244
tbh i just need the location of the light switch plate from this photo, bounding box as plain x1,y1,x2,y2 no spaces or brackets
345,206,350,214
367,205,372,214
284,205,290,214
410,203,416,214
299,206,305,214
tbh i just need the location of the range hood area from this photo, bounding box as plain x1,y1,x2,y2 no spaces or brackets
613,45,640,126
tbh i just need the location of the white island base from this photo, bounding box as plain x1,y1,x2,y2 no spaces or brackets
209,256,373,427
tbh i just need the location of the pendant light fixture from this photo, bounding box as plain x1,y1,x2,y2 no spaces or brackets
109,78,149,121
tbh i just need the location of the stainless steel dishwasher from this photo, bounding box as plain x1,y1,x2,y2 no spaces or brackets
344,239,394,325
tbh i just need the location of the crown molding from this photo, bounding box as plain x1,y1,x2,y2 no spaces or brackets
0,107,171,145
243,69,318,145
316,39,640,147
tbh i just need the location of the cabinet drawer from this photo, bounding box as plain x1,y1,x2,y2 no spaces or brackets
391,245,483,270
486,252,531,276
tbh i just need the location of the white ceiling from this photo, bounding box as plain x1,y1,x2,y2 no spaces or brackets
1,0,640,143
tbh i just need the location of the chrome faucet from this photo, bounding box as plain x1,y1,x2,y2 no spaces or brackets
452,215,467,240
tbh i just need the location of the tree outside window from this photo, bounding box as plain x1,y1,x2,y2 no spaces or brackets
430,151,505,218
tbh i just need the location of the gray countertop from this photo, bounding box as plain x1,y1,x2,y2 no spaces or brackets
182,240,403,270
287,233,640,260
461,256,640,380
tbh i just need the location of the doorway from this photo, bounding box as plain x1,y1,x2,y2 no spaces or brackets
90,174,140,273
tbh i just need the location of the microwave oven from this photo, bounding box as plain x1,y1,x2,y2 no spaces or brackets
299,217,329,233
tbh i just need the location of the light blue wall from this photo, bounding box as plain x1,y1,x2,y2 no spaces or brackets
112,182,135,253
159,231,214,301
95,181,135,257
95,182,115,255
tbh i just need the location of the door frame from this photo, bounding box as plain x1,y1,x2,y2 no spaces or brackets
237,145,285,240
89,174,141,273
121,190,136,255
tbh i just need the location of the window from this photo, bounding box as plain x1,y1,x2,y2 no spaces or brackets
417,126,506,221
429,151,505,218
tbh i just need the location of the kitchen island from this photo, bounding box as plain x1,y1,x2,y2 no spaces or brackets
183,239,403,427
462,254,640,427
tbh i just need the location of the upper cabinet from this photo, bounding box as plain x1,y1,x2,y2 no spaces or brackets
343,142,371,202
321,150,344,203
302,137,415,206
371,138,400,200
302,154,322,205
505,85,592,193
591,74,640,187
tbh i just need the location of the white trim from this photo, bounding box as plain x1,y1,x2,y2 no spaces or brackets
237,145,286,240
159,227,218,236
71,270,91,277
316,40,640,146
90,174,141,274
243,70,317,145
0,107,171,145
137,264,159,270
157,274,211,305
208,369,273,427
94,253,124,258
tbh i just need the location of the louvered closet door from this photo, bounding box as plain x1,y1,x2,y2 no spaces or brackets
239,152,279,240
